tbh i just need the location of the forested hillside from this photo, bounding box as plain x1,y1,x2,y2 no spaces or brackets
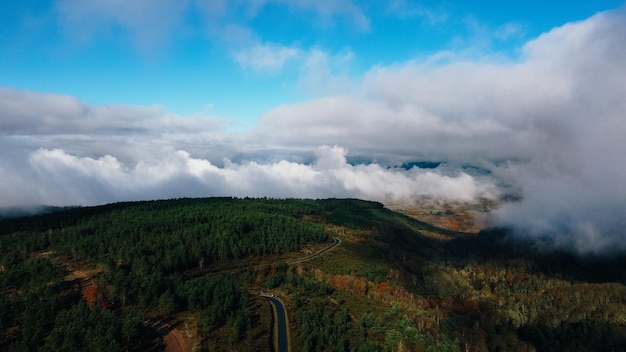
1,197,626,351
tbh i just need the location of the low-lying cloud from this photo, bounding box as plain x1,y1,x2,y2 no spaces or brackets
0,145,495,207
2,9,626,253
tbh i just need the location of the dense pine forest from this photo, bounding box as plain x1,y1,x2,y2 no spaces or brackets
1,197,626,351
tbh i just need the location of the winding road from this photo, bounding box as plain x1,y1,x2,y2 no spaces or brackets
264,237,340,352
69,237,340,352
288,237,340,265
265,296,289,352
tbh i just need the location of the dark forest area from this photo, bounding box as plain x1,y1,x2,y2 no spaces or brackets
1,198,626,351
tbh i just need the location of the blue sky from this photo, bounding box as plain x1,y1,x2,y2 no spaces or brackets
1,0,623,123
2,1,626,253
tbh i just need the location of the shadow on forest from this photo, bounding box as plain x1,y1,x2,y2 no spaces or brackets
443,228,626,284
518,322,626,352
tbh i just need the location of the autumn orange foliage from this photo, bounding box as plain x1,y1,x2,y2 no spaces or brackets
82,283,98,308
327,274,367,295
81,281,111,309
375,282,388,291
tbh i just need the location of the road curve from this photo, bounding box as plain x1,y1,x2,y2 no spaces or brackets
162,328,188,352
265,296,289,352
146,320,189,352
288,237,341,265
188,237,341,279
262,237,340,352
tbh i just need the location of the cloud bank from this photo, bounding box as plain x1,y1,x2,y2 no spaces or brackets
2,9,626,253
251,10,626,253
1,143,494,208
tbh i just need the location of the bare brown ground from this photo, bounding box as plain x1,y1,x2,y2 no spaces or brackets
388,199,496,234
63,260,190,352
162,327,189,352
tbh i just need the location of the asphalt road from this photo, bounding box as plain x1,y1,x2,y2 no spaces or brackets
266,296,288,352
263,237,339,352
288,237,340,265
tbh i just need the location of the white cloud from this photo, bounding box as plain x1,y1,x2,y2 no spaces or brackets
3,9,626,253
271,0,369,30
297,48,356,95
232,44,356,91
0,87,497,207
234,42,301,72
54,0,368,61
250,10,626,252
0,87,226,137
0,145,495,207
495,22,524,41
56,0,188,54
255,94,511,163
203,0,368,29
386,0,448,24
